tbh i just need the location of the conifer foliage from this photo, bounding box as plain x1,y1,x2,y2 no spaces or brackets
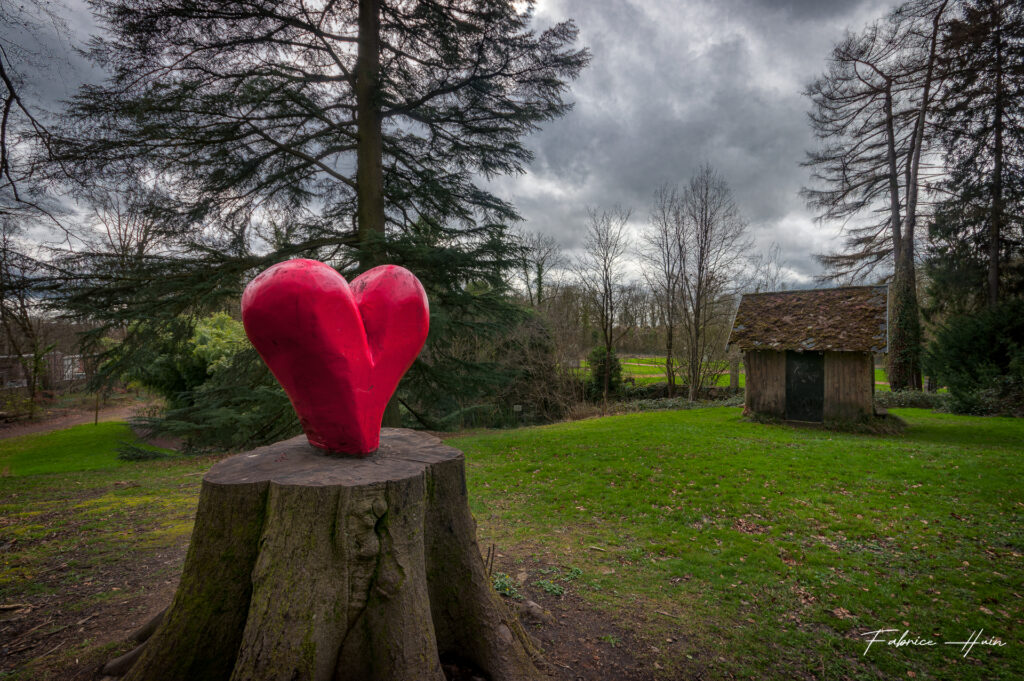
928,0,1024,311
53,0,588,444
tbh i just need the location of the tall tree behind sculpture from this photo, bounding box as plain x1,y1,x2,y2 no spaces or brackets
803,0,952,390
53,0,588,432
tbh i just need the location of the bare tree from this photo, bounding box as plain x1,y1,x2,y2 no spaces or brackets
749,242,788,293
615,280,653,356
0,0,70,216
516,230,567,308
574,205,631,406
538,282,590,368
803,0,953,390
0,219,53,417
677,164,751,401
638,184,684,396
85,193,159,266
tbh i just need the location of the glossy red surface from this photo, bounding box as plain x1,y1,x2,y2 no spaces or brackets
241,259,429,455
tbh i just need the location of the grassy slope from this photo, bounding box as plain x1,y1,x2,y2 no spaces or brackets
458,408,1023,680
0,422,161,476
1,411,1020,680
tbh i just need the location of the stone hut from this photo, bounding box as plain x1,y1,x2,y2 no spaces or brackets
728,285,888,422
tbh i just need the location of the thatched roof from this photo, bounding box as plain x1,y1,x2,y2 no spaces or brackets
728,285,888,353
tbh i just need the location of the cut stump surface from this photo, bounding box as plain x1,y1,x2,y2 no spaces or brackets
116,428,542,681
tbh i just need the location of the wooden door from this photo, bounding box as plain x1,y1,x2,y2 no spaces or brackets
785,351,824,421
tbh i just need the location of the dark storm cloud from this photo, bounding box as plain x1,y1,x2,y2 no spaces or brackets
492,0,898,282
1,1,100,111
5,0,899,281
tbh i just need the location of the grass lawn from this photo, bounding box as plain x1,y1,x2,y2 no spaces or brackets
875,368,891,392
0,422,170,477
458,408,1023,680
1,410,1021,680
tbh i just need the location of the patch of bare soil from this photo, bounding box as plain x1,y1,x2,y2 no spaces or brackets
486,555,660,681
522,593,658,681
0,539,188,680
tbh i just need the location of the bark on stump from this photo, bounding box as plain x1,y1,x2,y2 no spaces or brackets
116,428,542,681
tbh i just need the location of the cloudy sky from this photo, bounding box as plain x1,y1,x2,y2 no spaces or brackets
489,0,899,283
16,0,900,282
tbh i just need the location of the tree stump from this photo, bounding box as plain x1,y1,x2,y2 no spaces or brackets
115,429,543,681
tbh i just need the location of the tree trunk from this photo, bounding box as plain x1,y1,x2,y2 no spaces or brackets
887,256,923,392
665,329,675,399
687,331,699,402
356,0,385,270
535,262,543,307
111,429,542,681
355,0,402,428
989,5,1004,308
887,0,944,393
602,342,611,411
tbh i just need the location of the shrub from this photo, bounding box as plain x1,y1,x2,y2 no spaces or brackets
422,313,582,430
492,314,581,425
621,381,672,400
116,443,171,461
124,313,248,409
586,346,622,400
874,390,950,410
124,313,300,451
924,300,1024,416
622,393,744,413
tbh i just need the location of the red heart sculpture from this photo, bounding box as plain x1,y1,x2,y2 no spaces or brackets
241,259,429,455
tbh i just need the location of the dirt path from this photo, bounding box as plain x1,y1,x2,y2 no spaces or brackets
0,404,148,441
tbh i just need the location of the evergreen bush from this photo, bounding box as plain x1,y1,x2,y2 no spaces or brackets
924,300,1024,416
122,313,300,451
586,346,622,400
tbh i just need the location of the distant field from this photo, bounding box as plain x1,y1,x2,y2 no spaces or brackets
577,356,745,389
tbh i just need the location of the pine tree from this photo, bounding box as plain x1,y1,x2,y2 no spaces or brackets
929,0,1024,310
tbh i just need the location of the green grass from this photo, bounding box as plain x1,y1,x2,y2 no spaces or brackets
459,408,1023,680
874,367,891,392
0,422,168,477
3,411,1021,680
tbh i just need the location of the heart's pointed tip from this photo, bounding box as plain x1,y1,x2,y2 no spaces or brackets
306,428,381,457
306,436,379,458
